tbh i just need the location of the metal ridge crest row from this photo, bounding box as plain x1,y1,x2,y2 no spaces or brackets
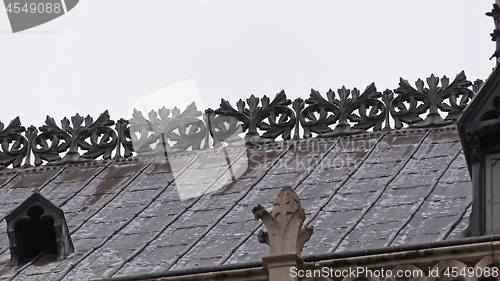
0,72,480,169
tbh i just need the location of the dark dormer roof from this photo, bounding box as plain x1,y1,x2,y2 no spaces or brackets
5,192,74,267
5,192,64,223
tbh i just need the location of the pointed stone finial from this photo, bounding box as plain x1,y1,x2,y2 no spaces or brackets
252,186,313,281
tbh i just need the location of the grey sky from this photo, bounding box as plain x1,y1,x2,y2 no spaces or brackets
0,1,496,127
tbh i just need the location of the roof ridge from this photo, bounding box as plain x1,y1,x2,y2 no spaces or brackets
0,124,460,174
0,72,475,169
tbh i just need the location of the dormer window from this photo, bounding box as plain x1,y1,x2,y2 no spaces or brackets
484,153,500,233
5,193,74,266
458,66,500,236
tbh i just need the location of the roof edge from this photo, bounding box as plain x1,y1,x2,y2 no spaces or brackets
95,234,500,281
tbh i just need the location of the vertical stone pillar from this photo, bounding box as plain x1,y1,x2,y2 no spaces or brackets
252,186,313,281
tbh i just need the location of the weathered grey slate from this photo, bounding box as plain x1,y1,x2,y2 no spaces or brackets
0,126,472,281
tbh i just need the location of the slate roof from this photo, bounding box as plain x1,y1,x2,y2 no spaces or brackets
0,124,472,281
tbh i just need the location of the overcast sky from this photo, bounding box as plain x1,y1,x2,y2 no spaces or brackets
0,1,496,128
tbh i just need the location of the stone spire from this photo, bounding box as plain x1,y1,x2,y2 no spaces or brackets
252,186,313,281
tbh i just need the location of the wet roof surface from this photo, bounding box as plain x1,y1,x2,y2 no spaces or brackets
0,126,472,280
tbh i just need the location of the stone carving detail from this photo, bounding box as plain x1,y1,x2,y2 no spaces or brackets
216,91,295,144
252,186,313,281
391,71,474,128
0,117,27,169
252,186,313,255
300,83,385,138
0,71,477,169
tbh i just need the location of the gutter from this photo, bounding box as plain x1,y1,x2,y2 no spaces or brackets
95,234,500,281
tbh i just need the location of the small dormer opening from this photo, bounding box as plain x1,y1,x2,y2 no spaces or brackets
14,205,58,263
5,193,74,266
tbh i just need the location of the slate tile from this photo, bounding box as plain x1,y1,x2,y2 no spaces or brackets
362,203,418,224
336,138,377,152
271,154,319,174
147,161,182,174
337,237,388,252
302,228,344,255
367,145,415,164
0,203,24,219
108,189,158,207
207,220,261,239
340,177,388,194
348,220,403,241
140,200,188,217
450,154,468,169
75,220,120,239
141,244,184,264
92,205,142,223
311,209,363,229
439,167,471,184
127,172,174,191
353,161,402,179
103,233,159,251
172,257,221,270
412,141,460,159
83,176,129,196
194,192,241,211
121,214,176,235
0,233,8,251
429,182,471,201
378,185,430,206
416,197,471,218
403,156,450,175
323,190,379,212
300,197,329,213
446,207,471,240
85,249,131,269
239,187,283,206
100,163,146,179
391,173,435,189
383,134,423,146
224,237,268,265
0,173,16,187
179,208,226,228
71,237,103,252
430,131,460,143
65,268,117,281
391,233,443,246
399,215,460,236
55,167,101,183
0,187,35,206
158,226,207,245
11,169,60,188
193,237,243,259
254,173,302,189
318,151,365,171
296,182,339,200
41,180,86,201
